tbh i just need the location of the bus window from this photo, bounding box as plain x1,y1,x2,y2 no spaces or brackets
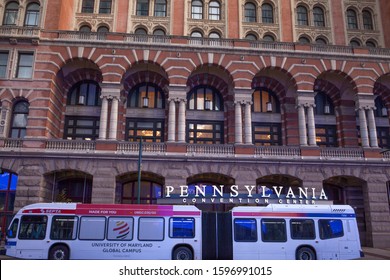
7,218,19,238
19,215,47,240
138,217,164,241
169,217,195,238
79,217,106,240
319,219,344,239
290,219,315,240
261,219,287,242
234,218,257,242
107,217,133,241
50,216,78,240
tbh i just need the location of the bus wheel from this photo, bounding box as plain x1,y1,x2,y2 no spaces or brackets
173,247,193,260
296,247,316,260
49,245,69,260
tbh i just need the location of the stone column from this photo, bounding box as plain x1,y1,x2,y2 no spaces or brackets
235,101,243,144
297,104,308,146
98,96,109,140
108,96,119,140
367,107,379,148
307,104,317,146
0,105,10,138
178,99,186,143
244,101,252,144
358,108,370,148
167,98,176,142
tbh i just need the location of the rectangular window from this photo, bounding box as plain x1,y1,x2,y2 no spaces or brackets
79,216,106,240
50,216,78,240
253,123,281,146
169,217,195,238
0,52,9,78
107,217,134,241
137,0,149,16
16,52,34,79
82,0,94,13
126,119,164,142
290,219,315,240
261,218,287,242
154,0,167,17
316,125,337,147
99,0,112,14
319,219,344,239
187,121,224,144
377,127,390,149
18,215,47,240
138,217,164,241
64,116,100,140
234,218,257,242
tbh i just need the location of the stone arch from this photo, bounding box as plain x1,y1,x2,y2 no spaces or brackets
323,176,368,246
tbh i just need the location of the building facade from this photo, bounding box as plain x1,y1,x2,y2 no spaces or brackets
0,0,390,248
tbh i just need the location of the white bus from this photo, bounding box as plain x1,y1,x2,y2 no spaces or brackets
5,203,363,260
5,203,202,260
232,204,364,260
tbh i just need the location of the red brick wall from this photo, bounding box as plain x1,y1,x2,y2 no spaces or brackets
330,0,346,45
379,0,390,48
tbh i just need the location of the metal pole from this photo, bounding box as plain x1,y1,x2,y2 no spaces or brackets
137,137,143,204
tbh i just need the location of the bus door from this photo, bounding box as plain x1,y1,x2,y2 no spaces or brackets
317,218,344,259
16,215,48,259
338,219,361,259
232,218,259,259
258,218,287,260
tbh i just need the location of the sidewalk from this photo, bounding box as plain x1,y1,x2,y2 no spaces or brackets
360,247,390,260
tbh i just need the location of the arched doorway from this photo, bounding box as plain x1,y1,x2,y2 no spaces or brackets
323,176,367,246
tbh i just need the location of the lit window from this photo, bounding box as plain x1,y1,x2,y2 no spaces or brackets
187,86,223,111
253,123,281,146
316,125,337,147
126,119,164,142
252,89,280,113
187,121,224,144
128,83,165,109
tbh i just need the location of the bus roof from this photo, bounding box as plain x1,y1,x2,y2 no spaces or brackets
231,204,356,217
18,203,201,217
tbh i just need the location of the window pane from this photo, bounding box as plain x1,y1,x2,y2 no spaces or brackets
234,219,257,242
107,217,133,240
17,53,33,78
137,0,149,16
290,219,315,239
245,3,256,22
138,218,164,241
79,217,106,240
154,0,166,17
19,215,47,240
319,219,344,239
261,219,286,242
50,216,78,240
99,0,112,14
170,217,195,238
82,0,94,13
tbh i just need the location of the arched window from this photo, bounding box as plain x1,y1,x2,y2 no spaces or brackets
190,30,203,44
350,39,361,47
67,80,101,106
55,178,92,203
79,25,91,32
245,33,257,41
128,83,165,109
315,92,334,115
24,3,40,27
154,0,167,17
81,0,94,13
209,1,220,20
252,88,280,113
209,32,220,39
120,180,163,204
244,2,256,22
135,27,147,35
191,0,203,19
191,31,203,38
297,5,308,26
99,0,112,14
136,0,149,16
298,36,311,44
263,34,275,42
262,3,273,23
347,9,358,29
315,37,327,45
313,6,325,27
362,10,373,30
188,86,223,111
97,26,109,33
366,40,377,48
3,2,19,25
10,100,29,138
153,28,165,36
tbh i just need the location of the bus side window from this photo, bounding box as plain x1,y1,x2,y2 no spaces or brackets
169,217,195,238
50,216,78,240
138,217,164,241
234,218,257,242
290,219,315,240
319,219,344,239
7,218,19,238
261,219,287,242
19,215,48,240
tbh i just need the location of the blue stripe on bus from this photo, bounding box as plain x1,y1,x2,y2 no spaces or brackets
304,213,356,218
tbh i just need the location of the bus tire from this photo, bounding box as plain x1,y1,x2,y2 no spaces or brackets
49,245,69,260
172,246,193,260
296,247,316,260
